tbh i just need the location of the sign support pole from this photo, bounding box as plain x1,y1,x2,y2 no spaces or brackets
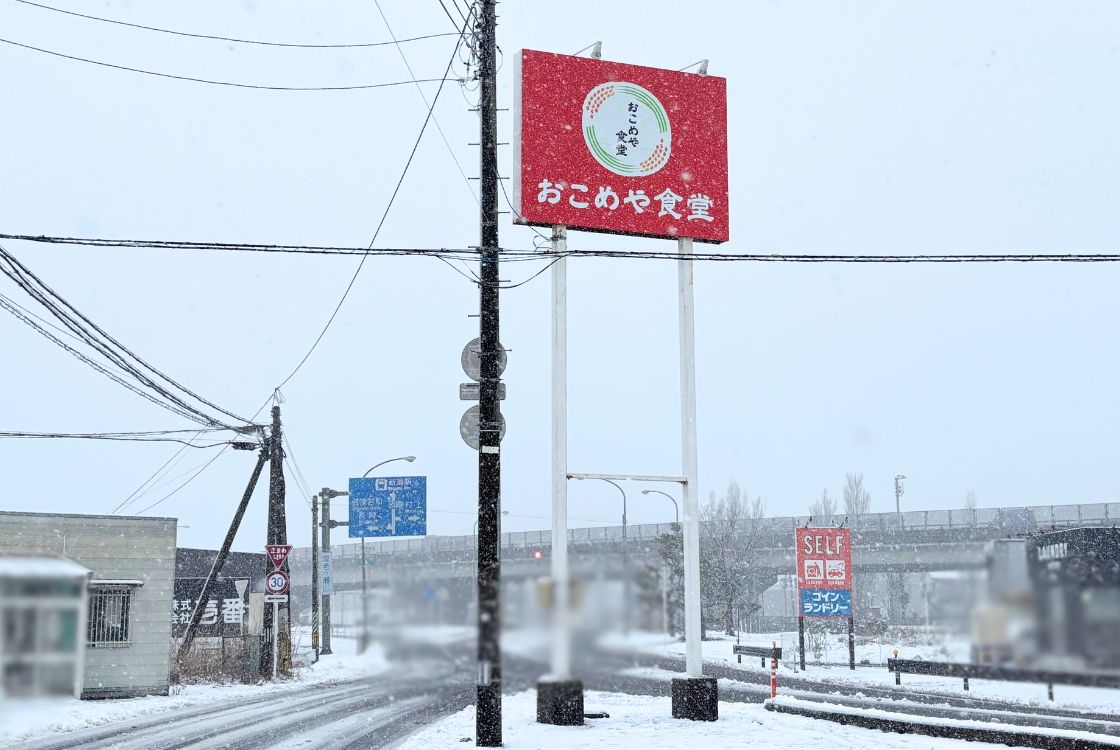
799,615,806,671
537,226,584,725
670,237,718,721
848,615,856,670
271,600,278,679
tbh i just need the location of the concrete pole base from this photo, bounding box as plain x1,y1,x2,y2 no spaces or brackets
671,676,718,721
536,679,585,725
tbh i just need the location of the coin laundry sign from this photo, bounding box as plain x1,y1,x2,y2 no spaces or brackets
513,49,729,243
795,527,854,617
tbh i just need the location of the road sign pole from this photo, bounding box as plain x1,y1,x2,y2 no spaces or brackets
361,537,368,654
538,225,584,726
670,236,718,721
799,615,806,671
551,225,569,679
271,600,278,679
848,615,856,670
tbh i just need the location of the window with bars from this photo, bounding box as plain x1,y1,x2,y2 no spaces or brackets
87,588,133,646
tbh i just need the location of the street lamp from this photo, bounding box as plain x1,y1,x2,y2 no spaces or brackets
894,474,906,516
579,477,630,635
319,455,416,656
642,489,679,636
358,455,415,652
641,489,679,525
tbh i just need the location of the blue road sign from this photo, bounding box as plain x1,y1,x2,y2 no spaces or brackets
800,588,852,617
348,476,427,538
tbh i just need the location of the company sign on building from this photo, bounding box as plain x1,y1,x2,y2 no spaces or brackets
513,49,729,243
795,527,853,617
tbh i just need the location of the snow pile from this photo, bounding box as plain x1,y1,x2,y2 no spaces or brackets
768,696,1120,747
0,644,390,746
395,689,996,749
601,630,1120,713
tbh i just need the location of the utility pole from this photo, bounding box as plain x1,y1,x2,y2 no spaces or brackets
261,405,291,677
320,497,331,653
311,494,320,662
475,0,502,744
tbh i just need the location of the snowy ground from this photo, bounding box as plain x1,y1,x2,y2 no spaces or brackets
0,633,388,747
600,630,1120,713
394,688,999,749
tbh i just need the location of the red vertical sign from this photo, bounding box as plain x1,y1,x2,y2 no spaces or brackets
795,528,853,617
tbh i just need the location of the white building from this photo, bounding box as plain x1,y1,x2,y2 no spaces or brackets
0,511,177,699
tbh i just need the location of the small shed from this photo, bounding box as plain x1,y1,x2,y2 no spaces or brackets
0,556,91,699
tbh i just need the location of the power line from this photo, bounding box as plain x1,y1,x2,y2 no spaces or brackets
0,243,253,427
12,0,462,49
134,449,227,514
10,233,1120,264
111,434,203,514
0,430,232,447
271,14,472,393
0,293,208,425
0,37,459,91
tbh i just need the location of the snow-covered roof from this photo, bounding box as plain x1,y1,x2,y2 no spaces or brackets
90,579,143,587
0,556,91,579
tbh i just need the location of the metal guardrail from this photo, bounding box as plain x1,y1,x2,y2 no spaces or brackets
887,658,1120,697
733,643,782,667
765,699,1120,750
290,502,1120,561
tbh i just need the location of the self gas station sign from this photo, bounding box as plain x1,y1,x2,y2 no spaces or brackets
795,527,853,617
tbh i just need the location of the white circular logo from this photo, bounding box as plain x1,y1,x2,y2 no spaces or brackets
582,82,672,177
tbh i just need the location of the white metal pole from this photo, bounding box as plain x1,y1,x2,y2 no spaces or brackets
271,600,279,679
550,225,571,680
678,236,702,678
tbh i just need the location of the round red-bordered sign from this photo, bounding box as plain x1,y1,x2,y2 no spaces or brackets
265,570,289,595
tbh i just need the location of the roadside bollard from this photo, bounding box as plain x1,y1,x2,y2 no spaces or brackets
770,641,778,698
1048,683,1054,701
963,677,970,691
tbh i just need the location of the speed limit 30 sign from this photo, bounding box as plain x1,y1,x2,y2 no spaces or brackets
265,569,289,596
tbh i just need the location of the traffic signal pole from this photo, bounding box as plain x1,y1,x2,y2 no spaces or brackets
475,0,503,744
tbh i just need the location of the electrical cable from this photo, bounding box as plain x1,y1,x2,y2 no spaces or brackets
270,13,472,393
0,291,215,425
0,243,253,426
0,430,232,447
134,449,227,514
11,0,463,49
375,0,480,285
435,0,463,30
111,434,203,514
12,234,1120,265
0,37,459,91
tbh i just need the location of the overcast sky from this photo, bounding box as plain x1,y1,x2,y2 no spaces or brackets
1,1,1118,552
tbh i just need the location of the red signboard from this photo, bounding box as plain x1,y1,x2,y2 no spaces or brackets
513,49,729,243
795,528,852,590
265,544,292,569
